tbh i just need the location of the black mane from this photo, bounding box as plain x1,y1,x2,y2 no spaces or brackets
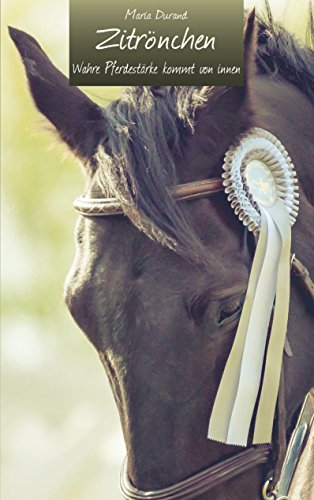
95,5,314,263
256,4,314,102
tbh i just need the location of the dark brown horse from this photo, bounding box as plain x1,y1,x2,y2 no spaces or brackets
10,6,314,499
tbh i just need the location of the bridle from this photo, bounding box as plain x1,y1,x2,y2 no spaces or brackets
73,177,225,217
74,177,314,500
120,447,270,500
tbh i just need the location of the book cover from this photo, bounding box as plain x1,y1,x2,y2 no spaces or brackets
2,1,313,499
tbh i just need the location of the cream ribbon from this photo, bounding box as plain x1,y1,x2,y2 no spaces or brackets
208,198,291,446
253,201,291,443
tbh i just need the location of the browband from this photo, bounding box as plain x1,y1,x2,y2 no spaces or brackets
73,177,225,217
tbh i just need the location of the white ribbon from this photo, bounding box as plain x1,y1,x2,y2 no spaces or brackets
253,201,291,443
208,198,291,446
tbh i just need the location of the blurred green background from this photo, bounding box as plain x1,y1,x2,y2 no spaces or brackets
1,1,311,499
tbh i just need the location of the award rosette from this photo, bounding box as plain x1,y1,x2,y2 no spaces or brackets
208,128,299,446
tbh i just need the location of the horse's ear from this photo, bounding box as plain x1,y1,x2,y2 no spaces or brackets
243,7,257,86
200,8,257,103
193,10,257,165
9,27,107,163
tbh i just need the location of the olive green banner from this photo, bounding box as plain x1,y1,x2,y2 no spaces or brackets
70,0,244,85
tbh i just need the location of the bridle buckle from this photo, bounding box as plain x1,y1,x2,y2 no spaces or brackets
262,479,290,500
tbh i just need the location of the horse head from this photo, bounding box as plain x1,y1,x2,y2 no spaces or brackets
10,7,314,499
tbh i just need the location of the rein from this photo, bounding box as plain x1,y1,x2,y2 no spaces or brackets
74,177,314,499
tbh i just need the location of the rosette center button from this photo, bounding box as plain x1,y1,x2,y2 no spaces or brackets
245,160,276,207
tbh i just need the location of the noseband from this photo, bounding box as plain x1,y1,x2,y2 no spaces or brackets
120,447,270,500
74,175,314,500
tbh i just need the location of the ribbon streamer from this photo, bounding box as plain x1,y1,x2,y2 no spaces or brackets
208,199,291,445
207,128,298,446
207,210,270,443
253,201,291,443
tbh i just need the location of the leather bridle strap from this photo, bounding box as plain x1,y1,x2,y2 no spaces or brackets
73,178,224,217
120,446,271,500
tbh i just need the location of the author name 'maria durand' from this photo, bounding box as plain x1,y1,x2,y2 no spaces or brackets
125,8,189,21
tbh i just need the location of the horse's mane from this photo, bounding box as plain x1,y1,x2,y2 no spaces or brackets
96,4,314,262
256,3,314,102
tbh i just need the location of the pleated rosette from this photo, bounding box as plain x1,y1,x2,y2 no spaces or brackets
208,128,299,446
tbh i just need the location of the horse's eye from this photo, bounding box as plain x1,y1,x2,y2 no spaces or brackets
218,295,244,326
